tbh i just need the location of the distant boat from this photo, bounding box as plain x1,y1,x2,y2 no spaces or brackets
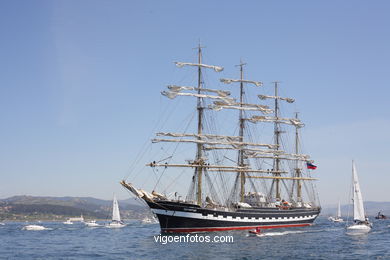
249,227,262,236
85,220,100,227
375,211,387,219
69,215,84,222
142,216,158,224
22,224,48,231
328,201,343,222
106,195,126,228
346,161,371,234
63,214,84,224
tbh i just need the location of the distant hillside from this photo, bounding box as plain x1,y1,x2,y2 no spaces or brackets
0,195,150,221
4,196,390,221
2,195,140,207
321,201,390,217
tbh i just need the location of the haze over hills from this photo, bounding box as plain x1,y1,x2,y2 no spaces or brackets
1,195,389,221
0,195,149,221
2,195,140,206
321,201,390,217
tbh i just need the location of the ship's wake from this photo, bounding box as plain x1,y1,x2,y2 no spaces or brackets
248,230,308,237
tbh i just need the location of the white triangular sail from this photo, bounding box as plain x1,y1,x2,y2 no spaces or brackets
352,162,365,222
112,195,121,222
337,201,341,219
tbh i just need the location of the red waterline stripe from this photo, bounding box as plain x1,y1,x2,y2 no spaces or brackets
163,223,311,233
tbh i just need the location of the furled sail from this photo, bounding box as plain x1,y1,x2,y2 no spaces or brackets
152,138,276,149
156,132,241,142
167,85,231,97
210,101,273,114
244,153,309,161
161,91,235,104
243,149,284,156
247,115,304,127
258,94,295,103
204,146,280,153
220,78,263,87
352,161,365,222
175,62,224,72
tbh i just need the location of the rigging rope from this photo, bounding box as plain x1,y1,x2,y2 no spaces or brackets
153,108,196,191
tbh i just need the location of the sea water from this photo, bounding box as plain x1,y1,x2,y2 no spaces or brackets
0,217,389,259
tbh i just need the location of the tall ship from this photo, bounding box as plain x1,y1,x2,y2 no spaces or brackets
121,45,321,233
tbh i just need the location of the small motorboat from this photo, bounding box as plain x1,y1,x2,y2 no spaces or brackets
22,224,48,231
85,220,100,227
249,227,262,235
328,216,344,222
375,212,387,219
63,219,73,225
142,216,158,224
106,221,126,228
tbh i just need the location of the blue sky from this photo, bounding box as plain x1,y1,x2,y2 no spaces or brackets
1,0,389,206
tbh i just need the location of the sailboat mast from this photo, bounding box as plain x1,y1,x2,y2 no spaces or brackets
295,112,302,202
238,61,246,202
273,81,281,200
196,45,204,206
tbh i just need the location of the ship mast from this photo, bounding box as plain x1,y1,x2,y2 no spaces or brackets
145,50,314,206
238,61,246,202
220,63,263,203
273,81,281,200
294,112,302,203
195,44,204,206
253,84,311,202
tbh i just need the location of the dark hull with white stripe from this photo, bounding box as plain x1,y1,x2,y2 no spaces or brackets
147,200,321,233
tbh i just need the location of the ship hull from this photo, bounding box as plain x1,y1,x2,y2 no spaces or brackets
147,200,320,233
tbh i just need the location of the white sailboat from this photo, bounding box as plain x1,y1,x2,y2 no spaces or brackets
142,215,158,224
63,214,84,224
106,195,126,228
346,161,371,234
328,201,343,222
